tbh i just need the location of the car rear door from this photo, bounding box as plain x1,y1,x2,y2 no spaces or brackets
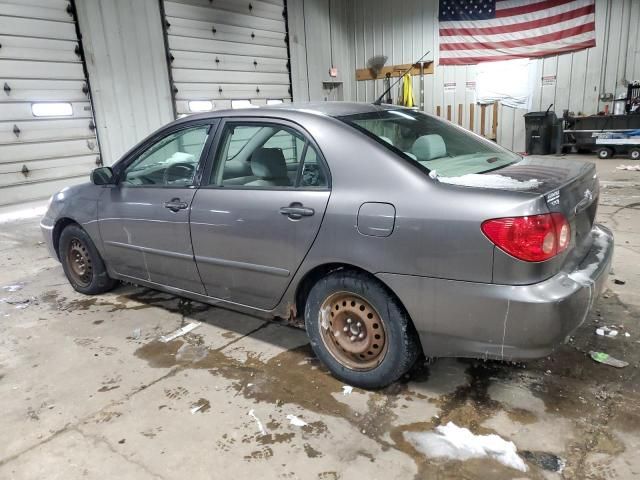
190,118,330,310
97,120,216,294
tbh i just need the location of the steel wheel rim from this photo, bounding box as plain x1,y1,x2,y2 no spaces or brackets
318,292,388,371
67,238,92,287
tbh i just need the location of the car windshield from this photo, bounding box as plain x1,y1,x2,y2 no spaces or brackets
339,109,520,177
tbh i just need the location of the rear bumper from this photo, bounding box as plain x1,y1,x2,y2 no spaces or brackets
377,224,614,360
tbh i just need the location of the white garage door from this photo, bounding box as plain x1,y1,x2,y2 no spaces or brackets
0,0,100,206
162,0,292,115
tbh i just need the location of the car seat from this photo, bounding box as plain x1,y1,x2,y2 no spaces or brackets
245,148,291,187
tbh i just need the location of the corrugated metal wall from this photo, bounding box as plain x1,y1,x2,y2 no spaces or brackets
75,0,174,165
297,0,640,153
288,0,353,102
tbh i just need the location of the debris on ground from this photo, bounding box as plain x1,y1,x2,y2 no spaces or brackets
190,398,210,414
404,422,528,472
596,326,619,337
248,409,267,436
158,322,201,343
286,414,308,427
614,279,626,285
342,385,353,396
132,328,141,340
521,451,565,473
616,164,640,171
590,351,629,368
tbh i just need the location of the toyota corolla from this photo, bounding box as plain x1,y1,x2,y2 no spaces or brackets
41,102,614,388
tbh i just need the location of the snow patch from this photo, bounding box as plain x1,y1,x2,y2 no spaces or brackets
438,174,541,191
405,422,528,472
0,205,47,224
342,385,353,396
2,284,24,293
568,227,610,286
286,414,308,427
248,409,267,436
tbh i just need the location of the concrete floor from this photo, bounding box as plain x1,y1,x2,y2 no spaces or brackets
1,155,639,480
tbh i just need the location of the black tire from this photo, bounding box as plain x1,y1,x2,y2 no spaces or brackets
597,147,613,159
629,148,640,160
304,270,420,389
59,224,117,295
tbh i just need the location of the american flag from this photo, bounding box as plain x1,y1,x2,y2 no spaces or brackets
438,0,596,65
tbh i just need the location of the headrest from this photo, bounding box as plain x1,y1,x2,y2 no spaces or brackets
411,134,447,161
251,148,288,179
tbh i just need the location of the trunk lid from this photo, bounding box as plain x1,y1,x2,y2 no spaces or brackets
496,156,599,267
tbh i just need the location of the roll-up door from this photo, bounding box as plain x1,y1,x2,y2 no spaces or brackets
161,0,292,115
0,0,101,206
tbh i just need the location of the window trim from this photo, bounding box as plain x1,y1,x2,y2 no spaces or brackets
111,119,219,190
200,117,331,192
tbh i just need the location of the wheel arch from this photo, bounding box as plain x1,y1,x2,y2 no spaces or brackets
52,217,80,259
294,263,421,344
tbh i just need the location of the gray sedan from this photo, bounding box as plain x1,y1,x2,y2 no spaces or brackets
41,102,614,388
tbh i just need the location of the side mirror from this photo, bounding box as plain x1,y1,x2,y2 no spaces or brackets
91,166,115,186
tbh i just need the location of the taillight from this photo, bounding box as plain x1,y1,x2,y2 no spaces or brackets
481,213,570,262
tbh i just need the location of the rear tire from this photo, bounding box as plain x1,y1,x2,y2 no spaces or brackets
629,148,640,160
304,270,420,389
59,224,117,295
597,147,614,159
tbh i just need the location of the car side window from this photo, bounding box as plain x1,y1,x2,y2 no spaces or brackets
212,123,327,189
299,144,327,188
121,126,209,187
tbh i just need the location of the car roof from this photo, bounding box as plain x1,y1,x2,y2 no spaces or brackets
179,102,405,123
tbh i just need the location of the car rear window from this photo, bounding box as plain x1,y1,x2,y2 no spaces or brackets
339,109,520,177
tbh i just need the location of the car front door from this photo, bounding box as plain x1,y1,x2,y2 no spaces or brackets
97,121,216,294
189,119,330,309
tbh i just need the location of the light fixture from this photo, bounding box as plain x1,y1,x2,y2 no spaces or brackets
31,103,73,117
188,100,213,112
266,99,283,105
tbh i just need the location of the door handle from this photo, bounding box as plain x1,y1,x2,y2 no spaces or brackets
164,198,188,212
279,203,315,219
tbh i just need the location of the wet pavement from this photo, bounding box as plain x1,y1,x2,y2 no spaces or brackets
0,156,639,479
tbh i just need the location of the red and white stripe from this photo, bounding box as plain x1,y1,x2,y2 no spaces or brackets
439,0,596,65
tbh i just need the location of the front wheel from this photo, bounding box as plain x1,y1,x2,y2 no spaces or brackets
304,271,420,389
629,148,640,160
59,224,117,295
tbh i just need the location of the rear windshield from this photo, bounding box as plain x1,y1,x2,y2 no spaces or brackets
339,109,520,177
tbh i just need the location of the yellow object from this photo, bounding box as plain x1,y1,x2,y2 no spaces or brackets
400,73,414,107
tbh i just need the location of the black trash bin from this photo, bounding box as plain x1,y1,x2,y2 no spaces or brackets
524,109,558,155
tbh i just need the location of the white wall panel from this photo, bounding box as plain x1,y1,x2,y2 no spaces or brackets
75,0,174,165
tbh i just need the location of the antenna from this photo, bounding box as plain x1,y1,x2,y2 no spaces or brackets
373,50,430,106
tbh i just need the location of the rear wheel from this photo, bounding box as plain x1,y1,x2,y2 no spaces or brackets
597,147,614,159
304,270,420,388
629,148,640,160
59,224,117,295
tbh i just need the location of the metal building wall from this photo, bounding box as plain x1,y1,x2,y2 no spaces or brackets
75,0,174,166
306,0,639,153
287,0,353,102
